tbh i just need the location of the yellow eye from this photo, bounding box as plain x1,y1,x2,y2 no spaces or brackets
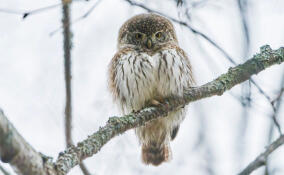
155,32,162,39
135,33,143,40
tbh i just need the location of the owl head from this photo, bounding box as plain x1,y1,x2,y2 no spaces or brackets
117,13,178,52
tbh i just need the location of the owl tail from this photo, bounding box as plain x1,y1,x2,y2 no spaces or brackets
142,143,171,166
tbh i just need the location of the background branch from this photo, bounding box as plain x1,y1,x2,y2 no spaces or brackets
239,135,284,175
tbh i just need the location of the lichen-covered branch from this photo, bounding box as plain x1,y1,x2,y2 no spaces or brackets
238,135,284,175
53,45,284,175
0,109,51,175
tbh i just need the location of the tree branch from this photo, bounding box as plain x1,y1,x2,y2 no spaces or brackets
0,109,53,175
238,135,284,175
54,45,284,175
62,0,73,149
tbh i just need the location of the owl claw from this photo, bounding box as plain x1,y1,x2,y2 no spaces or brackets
150,99,161,106
149,99,169,110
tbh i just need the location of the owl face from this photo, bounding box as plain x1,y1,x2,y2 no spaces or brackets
118,14,178,52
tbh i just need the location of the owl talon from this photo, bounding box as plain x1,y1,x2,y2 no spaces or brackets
151,99,161,106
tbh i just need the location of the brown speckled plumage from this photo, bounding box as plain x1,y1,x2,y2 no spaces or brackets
108,13,195,166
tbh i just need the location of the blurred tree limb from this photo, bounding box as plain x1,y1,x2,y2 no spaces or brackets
0,45,283,175
239,135,284,175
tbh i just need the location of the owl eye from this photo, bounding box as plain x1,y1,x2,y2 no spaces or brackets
155,32,163,39
135,33,143,40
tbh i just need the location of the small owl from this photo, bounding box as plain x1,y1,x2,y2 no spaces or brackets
108,13,195,166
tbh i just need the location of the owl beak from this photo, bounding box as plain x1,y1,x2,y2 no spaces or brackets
146,38,153,49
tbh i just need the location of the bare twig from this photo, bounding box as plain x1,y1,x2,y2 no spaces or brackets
0,0,84,19
61,1,91,175
237,0,251,166
50,0,102,36
269,76,284,135
238,135,284,175
265,74,284,174
237,0,250,57
62,0,73,148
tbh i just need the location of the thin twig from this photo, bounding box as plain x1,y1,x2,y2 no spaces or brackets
238,135,284,175
50,0,102,36
237,0,251,166
265,74,284,174
62,0,73,148
237,0,250,57
0,0,85,18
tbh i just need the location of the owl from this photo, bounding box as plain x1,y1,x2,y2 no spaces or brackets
108,13,195,166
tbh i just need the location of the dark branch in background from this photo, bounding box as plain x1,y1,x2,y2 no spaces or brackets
0,4,61,18
61,1,91,175
265,74,284,174
0,163,11,175
124,0,282,134
0,0,86,19
237,0,251,167
238,135,284,175
62,0,73,148
237,0,250,56
53,45,284,175
193,104,216,175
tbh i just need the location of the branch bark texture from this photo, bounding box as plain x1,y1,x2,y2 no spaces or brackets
0,109,52,175
0,45,283,175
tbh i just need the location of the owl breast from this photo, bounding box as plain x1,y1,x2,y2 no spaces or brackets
110,47,194,114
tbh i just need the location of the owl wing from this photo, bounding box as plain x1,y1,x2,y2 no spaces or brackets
108,48,156,113
108,48,130,103
155,45,195,98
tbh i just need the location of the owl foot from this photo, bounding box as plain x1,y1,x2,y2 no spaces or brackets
150,99,161,106
148,99,169,111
